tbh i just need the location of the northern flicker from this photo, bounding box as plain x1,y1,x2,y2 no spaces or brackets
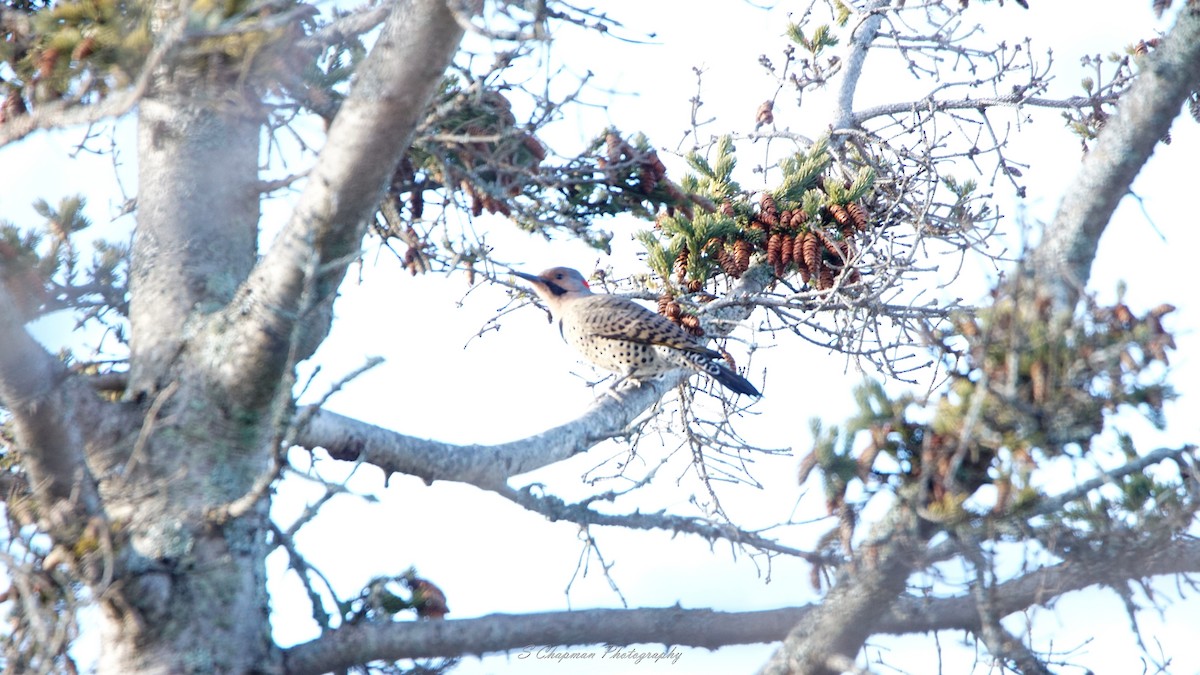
514,267,760,397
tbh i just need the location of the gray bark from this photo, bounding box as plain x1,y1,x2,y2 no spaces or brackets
280,535,1200,673
1033,6,1200,310
127,92,261,400
0,0,467,671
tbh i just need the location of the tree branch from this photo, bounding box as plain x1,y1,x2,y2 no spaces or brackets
126,0,265,397
295,379,678,492
281,605,806,674
831,0,891,131
0,9,186,148
758,510,926,675
0,285,107,539
296,372,824,562
1033,6,1200,310
504,486,824,563
294,5,392,52
279,537,1200,674
205,0,467,410
851,92,1120,126
880,537,1200,636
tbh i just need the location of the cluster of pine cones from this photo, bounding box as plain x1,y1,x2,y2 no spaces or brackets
672,192,872,294
657,293,705,337
655,192,873,332
753,193,869,289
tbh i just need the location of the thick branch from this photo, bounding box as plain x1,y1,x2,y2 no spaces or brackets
280,537,1200,673
299,402,824,560
881,537,1200,635
282,605,806,674
128,55,262,396
297,368,823,562
759,512,925,675
206,0,467,410
296,378,678,491
0,286,106,538
1033,7,1200,310
831,0,891,131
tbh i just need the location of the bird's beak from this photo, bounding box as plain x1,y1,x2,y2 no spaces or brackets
511,271,541,284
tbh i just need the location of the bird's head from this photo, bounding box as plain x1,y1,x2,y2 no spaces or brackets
513,266,593,302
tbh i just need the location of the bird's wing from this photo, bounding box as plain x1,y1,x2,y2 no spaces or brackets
576,296,722,357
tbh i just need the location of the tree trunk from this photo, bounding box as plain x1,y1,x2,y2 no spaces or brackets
127,91,261,400
98,20,277,671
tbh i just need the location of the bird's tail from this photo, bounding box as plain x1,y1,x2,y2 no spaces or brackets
710,362,761,397
685,353,761,397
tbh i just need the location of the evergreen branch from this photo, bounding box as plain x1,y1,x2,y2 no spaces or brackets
0,8,187,148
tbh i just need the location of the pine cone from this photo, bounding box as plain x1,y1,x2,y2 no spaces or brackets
846,202,868,231
755,100,774,129
821,232,849,267
829,203,852,231
818,265,835,290
665,300,683,323
674,247,689,284
72,36,97,61
734,238,752,275
408,578,449,620
716,245,740,278
638,166,659,194
658,293,673,316
802,231,822,278
793,232,811,284
759,193,780,227
408,190,424,220
766,231,782,273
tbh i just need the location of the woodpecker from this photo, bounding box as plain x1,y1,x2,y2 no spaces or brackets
514,267,760,397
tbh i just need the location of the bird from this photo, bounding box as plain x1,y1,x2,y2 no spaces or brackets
513,267,761,397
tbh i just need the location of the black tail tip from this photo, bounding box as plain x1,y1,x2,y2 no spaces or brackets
713,366,761,397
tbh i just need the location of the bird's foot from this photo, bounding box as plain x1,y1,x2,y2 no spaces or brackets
598,374,642,403
601,387,626,403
